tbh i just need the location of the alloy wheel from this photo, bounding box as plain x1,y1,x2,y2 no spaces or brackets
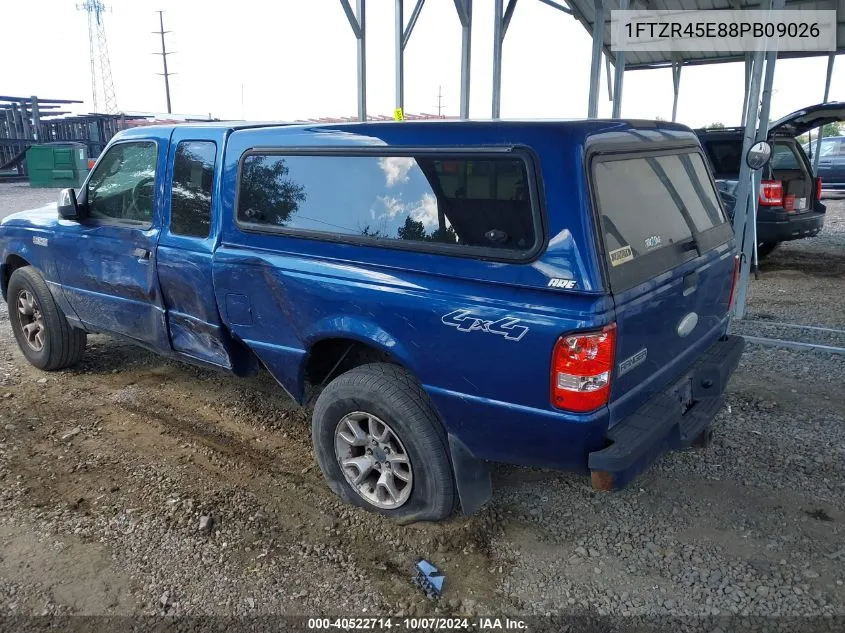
17,290,45,352
334,411,413,509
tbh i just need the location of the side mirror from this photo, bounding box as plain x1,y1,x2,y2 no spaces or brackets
746,141,772,170
57,188,80,220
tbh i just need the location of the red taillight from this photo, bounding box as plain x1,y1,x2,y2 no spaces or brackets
816,177,823,201
758,180,783,207
87,158,96,170
727,255,741,310
551,323,616,413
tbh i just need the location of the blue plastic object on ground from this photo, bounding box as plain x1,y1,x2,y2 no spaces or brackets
413,559,444,599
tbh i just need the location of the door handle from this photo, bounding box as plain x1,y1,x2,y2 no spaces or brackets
133,247,151,262
682,271,698,296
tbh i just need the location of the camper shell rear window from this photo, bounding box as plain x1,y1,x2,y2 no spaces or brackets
590,147,733,292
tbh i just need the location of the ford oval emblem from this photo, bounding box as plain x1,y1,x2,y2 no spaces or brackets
677,312,699,337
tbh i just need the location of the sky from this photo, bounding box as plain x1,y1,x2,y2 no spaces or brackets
4,0,843,127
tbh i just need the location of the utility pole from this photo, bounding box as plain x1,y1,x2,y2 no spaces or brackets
434,85,444,117
154,11,174,114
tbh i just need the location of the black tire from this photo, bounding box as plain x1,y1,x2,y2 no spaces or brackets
757,242,779,259
7,266,86,371
311,362,455,522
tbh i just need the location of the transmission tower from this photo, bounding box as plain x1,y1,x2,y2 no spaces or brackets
77,0,118,113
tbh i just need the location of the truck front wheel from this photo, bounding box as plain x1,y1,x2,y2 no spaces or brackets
7,267,86,371
311,363,455,522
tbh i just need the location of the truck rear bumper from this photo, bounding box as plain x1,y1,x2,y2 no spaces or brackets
588,334,745,489
757,211,824,244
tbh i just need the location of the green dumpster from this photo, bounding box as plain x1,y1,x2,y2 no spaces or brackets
26,143,89,188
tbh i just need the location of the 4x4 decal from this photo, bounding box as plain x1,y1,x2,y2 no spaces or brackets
441,309,529,342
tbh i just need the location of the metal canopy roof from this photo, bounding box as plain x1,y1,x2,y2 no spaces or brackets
565,0,844,69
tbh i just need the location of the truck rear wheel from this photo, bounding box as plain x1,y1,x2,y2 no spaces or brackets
7,266,86,371
311,363,455,522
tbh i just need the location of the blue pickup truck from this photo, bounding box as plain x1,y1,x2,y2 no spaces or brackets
0,120,747,522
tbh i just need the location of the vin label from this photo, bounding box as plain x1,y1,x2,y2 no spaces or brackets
609,245,634,267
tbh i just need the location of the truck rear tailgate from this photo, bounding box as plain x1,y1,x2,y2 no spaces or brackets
589,146,737,427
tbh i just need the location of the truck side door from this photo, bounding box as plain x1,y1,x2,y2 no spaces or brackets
52,133,171,352
156,128,241,370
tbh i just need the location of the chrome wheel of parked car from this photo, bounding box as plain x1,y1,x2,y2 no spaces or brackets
334,411,413,509
16,290,45,352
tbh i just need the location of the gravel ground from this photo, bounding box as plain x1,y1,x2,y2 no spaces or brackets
0,185,843,628
0,183,62,221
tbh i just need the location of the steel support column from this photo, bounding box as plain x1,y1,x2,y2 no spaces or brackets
454,0,473,119
492,0,504,118
356,0,366,121
732,0,784,319
671,61,682,122
611,0,629,118
394,0,425,116
812,53,835,174
741,53,752,127
492,0,517,118
747,41,778,277
730,48,765,319
395,0,404,113
611,55,624,118
340,0,367,121
587,0,604,118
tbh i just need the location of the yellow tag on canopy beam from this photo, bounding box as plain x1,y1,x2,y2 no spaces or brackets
393,108,404,121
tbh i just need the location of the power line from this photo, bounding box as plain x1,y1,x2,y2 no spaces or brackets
153,11,175,114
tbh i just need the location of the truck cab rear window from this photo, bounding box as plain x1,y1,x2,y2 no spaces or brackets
592,151,728,291
170,141,216,238
236,153,539,257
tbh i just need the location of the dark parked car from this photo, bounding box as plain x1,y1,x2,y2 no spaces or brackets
696,102,845,257
803,135,845,192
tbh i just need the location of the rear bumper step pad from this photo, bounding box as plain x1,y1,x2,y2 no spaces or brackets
588,334,745,490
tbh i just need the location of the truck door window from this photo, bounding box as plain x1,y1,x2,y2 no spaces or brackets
815,140,836,157
236,153,540,259
170,141,216,238
86,141,157,225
